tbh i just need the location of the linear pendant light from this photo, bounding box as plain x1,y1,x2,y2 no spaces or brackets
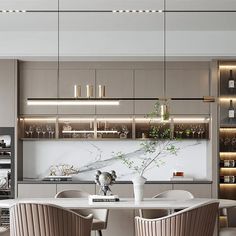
26,96,215,106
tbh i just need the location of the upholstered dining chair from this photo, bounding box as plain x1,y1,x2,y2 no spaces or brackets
139,190,194,219
220,207,236,236
55,190,109,236
10,203,93,236
0,209,10,236
0,227,9,236
135,201,219,236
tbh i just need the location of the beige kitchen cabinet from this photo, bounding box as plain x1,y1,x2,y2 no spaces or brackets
0,60,17,127
19,62,58,115
56,183,95,194
173,184,212,198
96,184,134,236
18,184,57,198
96,70,134,115
134,69,164,115
58,69,96,114
166,62,210,115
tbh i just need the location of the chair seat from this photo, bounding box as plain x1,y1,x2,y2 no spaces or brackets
220,227,236,236
92,218,106,231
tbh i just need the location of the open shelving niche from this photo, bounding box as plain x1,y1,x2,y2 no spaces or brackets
19,115,210,141
219,62,236,202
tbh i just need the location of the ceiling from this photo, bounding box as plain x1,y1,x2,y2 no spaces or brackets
1,0,236,10
0,0,236,60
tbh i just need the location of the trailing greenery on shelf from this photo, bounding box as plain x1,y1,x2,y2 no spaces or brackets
115,101,179,176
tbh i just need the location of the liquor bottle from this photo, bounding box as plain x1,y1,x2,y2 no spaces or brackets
228,100,235,119
228,70,235,92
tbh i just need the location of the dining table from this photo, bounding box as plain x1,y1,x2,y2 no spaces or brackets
0,197,235,210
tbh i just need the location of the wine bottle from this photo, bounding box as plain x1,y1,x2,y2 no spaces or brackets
228,70,235,91
228,100,235,119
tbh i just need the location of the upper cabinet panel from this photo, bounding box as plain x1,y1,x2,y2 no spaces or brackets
58,69,96,114
166,12,236,59
166,0,236,11
0,12,58,59
59,12,164,61
96,69,134,114
0,0,58,10
134,68,164,114
19,62,58,115
166,62,210,98
0,60,17,127
59,0,164,10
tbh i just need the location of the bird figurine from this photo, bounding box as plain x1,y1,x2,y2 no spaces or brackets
95,170,117,196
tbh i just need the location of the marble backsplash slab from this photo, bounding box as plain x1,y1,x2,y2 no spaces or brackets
23,140,209,181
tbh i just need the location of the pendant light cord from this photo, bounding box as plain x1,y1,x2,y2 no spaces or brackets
57,0,60,114
164,0,166,99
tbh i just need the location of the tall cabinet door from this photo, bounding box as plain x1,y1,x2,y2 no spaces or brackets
134,69,164,115
19,62,58,115
166,62,210,115
0,60,17,126
58,69,96,114
96,70,134,115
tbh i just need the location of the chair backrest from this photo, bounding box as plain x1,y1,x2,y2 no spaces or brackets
135,201,219,236
154,190,194,199
140,190,194,219
55,190,108,226
227,207,236,227
10,203,93,236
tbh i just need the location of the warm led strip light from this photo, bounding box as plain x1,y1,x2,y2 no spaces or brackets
58,118,94,122
62,130,118,134
27,100,120,106
219,65,236,69
135,118,163,123
23,118,56,122
112,9,163,13
220,128,236,132
220,152,236,155
97,118,133,122
173,117,209,123
220,167,236,170
219,98,236,102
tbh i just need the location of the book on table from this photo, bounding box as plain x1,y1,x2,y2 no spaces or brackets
88,195,120,203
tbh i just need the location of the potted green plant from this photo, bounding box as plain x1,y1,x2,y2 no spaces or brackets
116,102,179,202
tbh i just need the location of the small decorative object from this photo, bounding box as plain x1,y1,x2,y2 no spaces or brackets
95,170,117,196
49,164,79,177
119,125,129,139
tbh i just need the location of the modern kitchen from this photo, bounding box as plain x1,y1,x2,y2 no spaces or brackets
0,1,236,236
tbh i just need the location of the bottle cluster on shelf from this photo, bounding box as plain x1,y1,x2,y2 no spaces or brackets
220,175,236,183
19,116,209,140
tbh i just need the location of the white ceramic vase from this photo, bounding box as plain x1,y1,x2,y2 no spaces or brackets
132,175,147,202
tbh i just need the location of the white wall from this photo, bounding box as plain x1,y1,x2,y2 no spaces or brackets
23,140,209,181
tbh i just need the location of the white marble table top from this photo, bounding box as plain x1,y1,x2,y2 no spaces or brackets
0,198,235,210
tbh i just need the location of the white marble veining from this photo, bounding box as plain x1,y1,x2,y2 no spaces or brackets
23,140,209,181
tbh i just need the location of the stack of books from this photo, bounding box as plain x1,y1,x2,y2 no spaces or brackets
43,176,72,181
170,176,194,181
88,195,120,204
